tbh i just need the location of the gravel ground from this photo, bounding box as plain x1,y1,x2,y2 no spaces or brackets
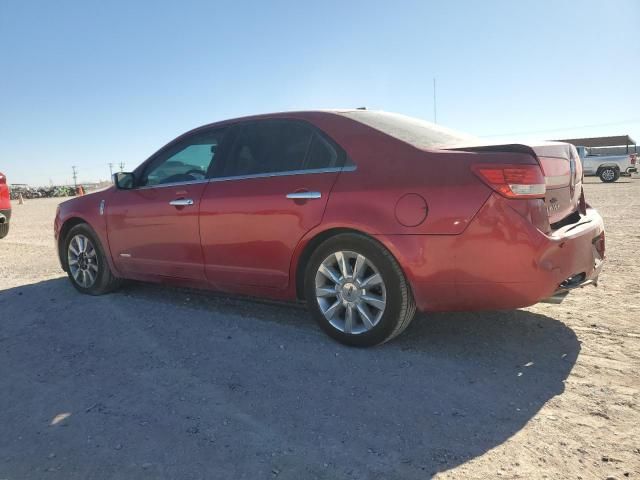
0,178,638,479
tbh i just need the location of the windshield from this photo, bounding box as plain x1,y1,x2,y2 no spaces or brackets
338,110,478,149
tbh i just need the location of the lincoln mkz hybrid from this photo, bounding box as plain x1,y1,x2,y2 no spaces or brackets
54,110,605,346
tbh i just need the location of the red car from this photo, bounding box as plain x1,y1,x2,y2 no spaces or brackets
54,110,605,346
0,172,11,239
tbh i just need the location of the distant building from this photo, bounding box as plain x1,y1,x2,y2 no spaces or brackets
554,135,637,155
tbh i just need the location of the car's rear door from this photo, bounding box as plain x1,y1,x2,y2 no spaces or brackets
107,127,227,281
199,119,345,290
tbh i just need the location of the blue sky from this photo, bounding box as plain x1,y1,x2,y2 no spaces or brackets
1,0,638,185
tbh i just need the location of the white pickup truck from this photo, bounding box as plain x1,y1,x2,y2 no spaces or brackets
577,145,638,182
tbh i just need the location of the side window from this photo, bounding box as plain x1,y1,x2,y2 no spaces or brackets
303,133,339,169
140,128,226,187
219,120,313,177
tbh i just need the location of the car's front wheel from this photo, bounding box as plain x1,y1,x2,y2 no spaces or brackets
305,233,416,347
64,224,120,295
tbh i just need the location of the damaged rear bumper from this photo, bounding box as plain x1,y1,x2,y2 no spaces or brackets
539,259,604,304
539,210,605,304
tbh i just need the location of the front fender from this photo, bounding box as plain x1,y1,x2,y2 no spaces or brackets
55,189,120,276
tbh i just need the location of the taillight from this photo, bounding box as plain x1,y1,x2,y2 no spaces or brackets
0,173,6,185
630,154,637,165
578,186,587,215
471,164,546,199
593,232,605,259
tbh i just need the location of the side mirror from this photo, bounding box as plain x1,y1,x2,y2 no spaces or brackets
113,172,135,190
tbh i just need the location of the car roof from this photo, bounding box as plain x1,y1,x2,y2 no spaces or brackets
197,109,359,127
172,110,361,143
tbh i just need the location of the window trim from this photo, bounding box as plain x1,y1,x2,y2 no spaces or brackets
208,164,356,184
133,178,211,191
130,165,357,190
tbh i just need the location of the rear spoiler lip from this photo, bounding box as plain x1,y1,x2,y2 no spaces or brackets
444,143,539,158
444,143,544,169
446,143,572,163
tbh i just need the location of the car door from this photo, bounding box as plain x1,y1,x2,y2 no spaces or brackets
579,148,597,175
107,127,227,281
199,119,345,290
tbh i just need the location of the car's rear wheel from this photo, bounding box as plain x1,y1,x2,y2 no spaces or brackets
64,224,120,295
305,233,415,347
599,167,619,183
0,222,8,239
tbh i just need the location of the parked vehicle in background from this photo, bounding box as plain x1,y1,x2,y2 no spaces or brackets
577,145,637,182
9,184,77,200
54,110,606,347
0,172,11,239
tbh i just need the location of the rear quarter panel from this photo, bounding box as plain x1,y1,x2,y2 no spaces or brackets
308,113,537,236
285,113,544,301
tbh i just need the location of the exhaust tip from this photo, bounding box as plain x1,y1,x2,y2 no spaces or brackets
540,290,570,304
559,273,586,289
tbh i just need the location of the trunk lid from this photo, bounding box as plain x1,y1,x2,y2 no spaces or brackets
445,140,582,226
528,142,582,225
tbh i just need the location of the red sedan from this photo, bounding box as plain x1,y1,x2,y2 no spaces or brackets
0,172,11,239
54,110,605,346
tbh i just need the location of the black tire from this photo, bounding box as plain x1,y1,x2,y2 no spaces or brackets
304,233,416,347
0,223,8,239
599,167,620,183
63,223,121,295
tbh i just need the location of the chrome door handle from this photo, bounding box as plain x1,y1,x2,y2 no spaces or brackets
169,198,194,206
286,191,321,200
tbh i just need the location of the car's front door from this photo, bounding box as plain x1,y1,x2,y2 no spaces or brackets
582,156,597,175
199,119,346,290
107,127,227,281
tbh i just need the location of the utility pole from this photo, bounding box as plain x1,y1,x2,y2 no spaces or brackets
433,77,437,124
108,163,114,177
119,162,125,172
72,166,78,187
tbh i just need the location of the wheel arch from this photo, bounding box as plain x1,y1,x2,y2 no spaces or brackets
596,164,620,174
293,227,409,300
58,217,88,271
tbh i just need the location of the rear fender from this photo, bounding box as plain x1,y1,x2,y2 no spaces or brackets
595,163,621,170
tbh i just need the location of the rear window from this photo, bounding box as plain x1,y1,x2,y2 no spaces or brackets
338,110,476,149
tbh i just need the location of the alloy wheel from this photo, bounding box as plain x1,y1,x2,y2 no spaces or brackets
67,234,99,288
601,169,615,181
315,250,387,334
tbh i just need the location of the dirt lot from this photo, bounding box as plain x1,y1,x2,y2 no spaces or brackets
0,178,638,479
